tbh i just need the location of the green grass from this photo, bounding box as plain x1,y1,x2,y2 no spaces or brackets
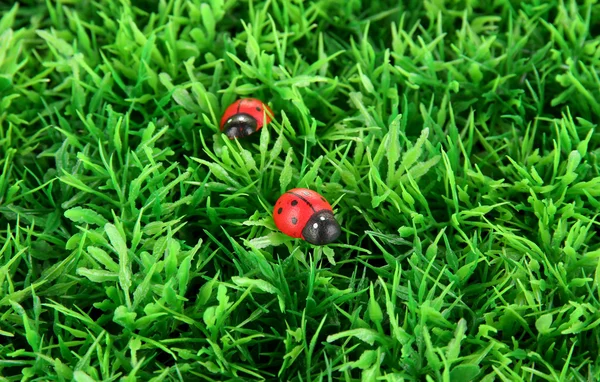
1,0,600,380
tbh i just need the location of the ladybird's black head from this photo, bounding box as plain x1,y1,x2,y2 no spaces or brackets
222,113,258,139
302,210,341,246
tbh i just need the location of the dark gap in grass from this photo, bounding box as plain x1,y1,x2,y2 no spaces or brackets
179,221,212,243
126,108,152,132
151,348,178,368
0,366,24,379
126,0,160,16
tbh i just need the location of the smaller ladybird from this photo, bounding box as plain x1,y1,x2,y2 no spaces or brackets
219,98,273,139
273,188,341,245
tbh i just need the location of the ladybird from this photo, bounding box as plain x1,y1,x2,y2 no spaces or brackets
273,188,341,245
219,98,273,139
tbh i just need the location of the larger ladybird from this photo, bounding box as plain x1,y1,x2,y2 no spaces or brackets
273,188,341,245
219,98,273,139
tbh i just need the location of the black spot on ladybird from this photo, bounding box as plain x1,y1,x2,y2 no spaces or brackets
291,200,298,206
277,207,283,214
291,217,298,225
256,107,261,111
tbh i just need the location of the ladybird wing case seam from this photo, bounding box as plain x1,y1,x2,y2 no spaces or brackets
287,188,333,213
285,191,317,212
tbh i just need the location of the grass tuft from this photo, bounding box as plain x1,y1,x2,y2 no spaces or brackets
1,0,600,380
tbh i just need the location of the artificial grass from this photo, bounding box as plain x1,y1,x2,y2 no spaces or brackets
1,0,600,380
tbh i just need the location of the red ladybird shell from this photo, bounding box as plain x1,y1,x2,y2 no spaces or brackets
219,98,273,132
273,188,337,243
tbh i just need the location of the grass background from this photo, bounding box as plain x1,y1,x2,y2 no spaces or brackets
1,0,600,380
